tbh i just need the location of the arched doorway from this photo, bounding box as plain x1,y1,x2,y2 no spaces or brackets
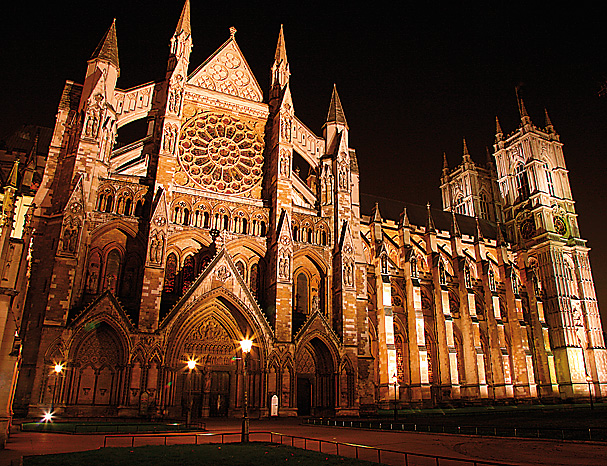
67,322,126,413
296,337,336,417
164,293,268,420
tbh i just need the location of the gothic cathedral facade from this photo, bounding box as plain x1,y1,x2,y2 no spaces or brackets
13,1,607,419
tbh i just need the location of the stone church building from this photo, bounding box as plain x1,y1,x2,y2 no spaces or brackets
12,1,607,420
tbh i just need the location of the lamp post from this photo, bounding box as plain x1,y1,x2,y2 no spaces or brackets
186,359,196,427
587,375,594,410
392,372,398,421
51,364,63,414
240,339,253,443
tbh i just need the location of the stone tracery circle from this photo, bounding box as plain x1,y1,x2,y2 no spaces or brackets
178,112,264,194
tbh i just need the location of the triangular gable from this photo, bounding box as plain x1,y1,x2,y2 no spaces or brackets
188,36,263,103
69,289,136,332
294,310,341,349
64,173,85,214
161,248,273,341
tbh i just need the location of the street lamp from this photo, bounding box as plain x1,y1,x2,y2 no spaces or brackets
587,375,594,410
240,339,253,442
51,363,63,414
186,358,196,427
392,372,398,421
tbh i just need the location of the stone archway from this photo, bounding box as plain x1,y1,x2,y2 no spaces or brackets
296,337,336,417
163,293,269,420
67,322,126,414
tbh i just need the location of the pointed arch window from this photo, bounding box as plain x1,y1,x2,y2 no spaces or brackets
544,163,555,196
515,163,530,199
480,192,489,219
235,261,246,280
164,253,178,294
103,249,122,294
250,263,260,300
182,255,195,294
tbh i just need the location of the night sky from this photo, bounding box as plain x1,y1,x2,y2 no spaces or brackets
2,2,607,324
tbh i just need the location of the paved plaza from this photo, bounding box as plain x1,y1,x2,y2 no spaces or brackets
1,418,607,465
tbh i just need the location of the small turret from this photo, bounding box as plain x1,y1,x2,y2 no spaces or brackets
544,108,554,133
168,0,192,74
89,19,120,71
442,152,449,178
270,24,290,100
324,85,348,149
495,116,503,141
516,89,532,130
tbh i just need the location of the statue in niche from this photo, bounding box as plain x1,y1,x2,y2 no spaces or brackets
311,294,320,314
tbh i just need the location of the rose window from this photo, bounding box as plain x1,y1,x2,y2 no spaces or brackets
178,112,264,194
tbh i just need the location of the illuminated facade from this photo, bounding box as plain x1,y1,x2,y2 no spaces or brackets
13,1,606,420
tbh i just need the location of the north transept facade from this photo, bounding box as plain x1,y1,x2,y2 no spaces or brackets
10,1,607,421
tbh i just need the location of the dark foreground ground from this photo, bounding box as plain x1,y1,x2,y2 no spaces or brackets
2,404,607,466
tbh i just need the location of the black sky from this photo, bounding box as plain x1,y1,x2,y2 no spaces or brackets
2,1,607,324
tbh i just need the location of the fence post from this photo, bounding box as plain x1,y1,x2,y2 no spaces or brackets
377,449,381,464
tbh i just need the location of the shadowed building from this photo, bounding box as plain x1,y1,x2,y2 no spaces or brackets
12,1,606,421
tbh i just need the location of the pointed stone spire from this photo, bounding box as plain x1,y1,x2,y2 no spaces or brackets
372,202,383,246
544,108,554,133
23,132,38,188
90,19,119,70
495,116,503,141
442,152,449,176
7,159,19,189
516,88,532,127
175,0,191,36
275,24,287,65
485,146,493,165
270,24,290,101
372,202,382,223
451,211,462,238
400,207,409,228
462,138,472,164
496,222,507,247
326,85,348,128
426,202,436,233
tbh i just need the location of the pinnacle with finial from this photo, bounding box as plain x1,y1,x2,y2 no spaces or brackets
442,152,449,170
426,202,436,233
544,108,554,131
7,160,19,189
451,211,462,238
462,138,472,163
326,84,348,127
175,0,191,36
373,202,382,223
90,19,120,69
475,216,484,242
400,207,409,228
516,90,532,126
274,24,288,64
495,116,503,135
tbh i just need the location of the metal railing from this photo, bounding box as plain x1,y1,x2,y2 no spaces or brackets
103,430,519,466
304,418,607,442
22,420,206,434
